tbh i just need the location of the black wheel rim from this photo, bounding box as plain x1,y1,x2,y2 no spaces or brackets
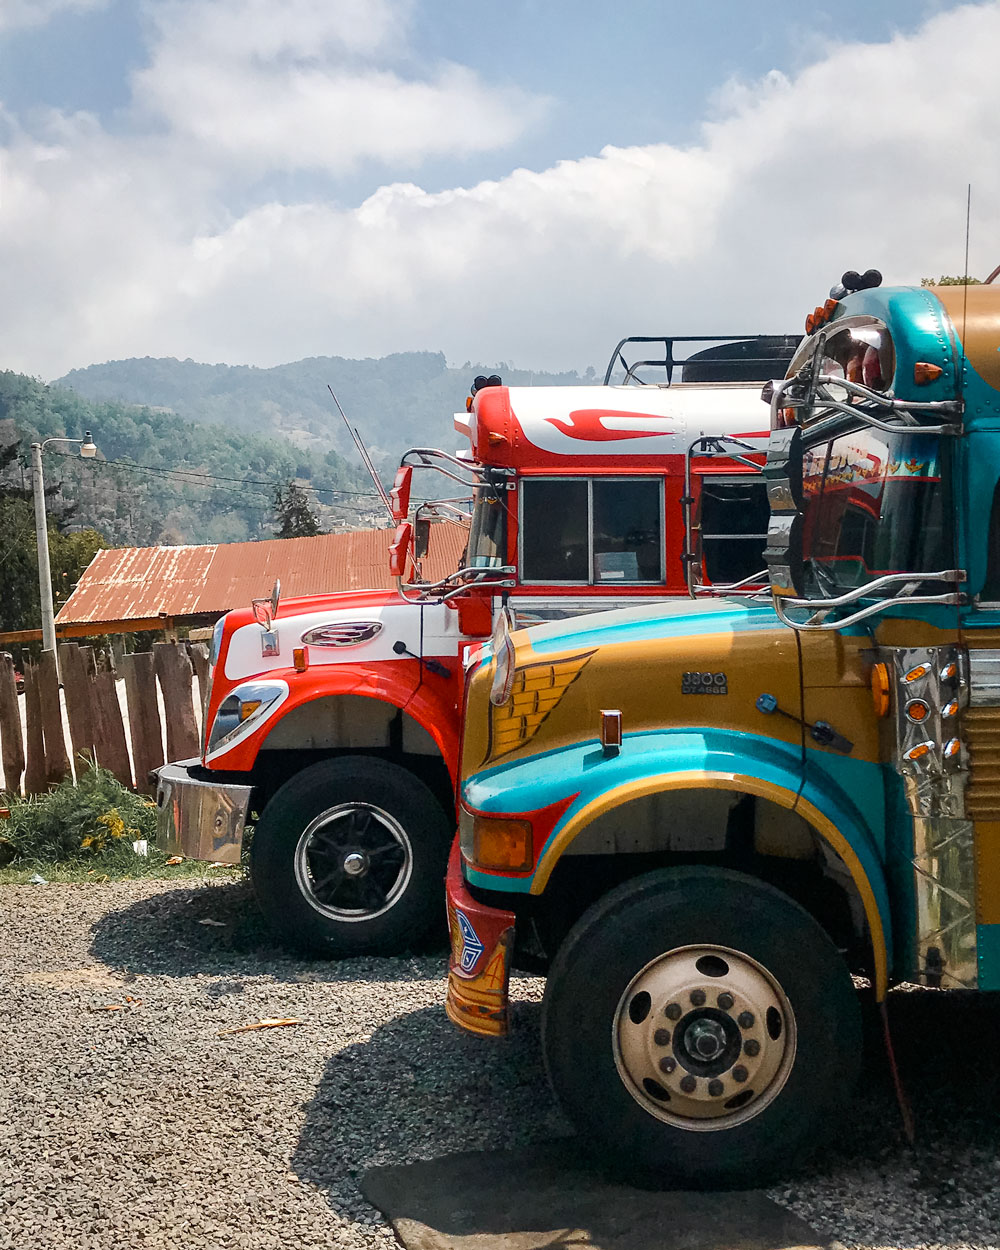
293,802,413,921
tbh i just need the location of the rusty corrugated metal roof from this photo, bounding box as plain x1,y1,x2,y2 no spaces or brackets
55,525,467,626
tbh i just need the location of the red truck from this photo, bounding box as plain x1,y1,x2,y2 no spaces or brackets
155,336,794,956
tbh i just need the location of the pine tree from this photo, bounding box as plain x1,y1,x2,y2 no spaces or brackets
272,482,322,538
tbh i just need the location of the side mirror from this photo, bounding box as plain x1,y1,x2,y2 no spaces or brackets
391,466,412,523
252,599,272,630
414,517,431,560
270,578,281,620
389,521,414,578
762,426,805,598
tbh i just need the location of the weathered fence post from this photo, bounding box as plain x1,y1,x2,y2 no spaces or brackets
22,662,47,795
0,654,24,795
59,642,95,772
121,651,164,794
189,643,210,721
153,641,200,763
37,650,70,785
93,654,133,788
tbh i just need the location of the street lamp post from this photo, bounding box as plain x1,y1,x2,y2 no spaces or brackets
30,432,98,666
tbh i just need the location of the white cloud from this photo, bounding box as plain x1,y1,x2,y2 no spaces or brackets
130,0,543,174
0,0,107,32
1,2,999,377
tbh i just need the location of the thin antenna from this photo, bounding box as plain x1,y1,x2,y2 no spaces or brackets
960,184,972,380
327,384,394,521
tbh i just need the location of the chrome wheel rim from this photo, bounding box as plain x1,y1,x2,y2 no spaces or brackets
293,802,413,922
613,944,797,1131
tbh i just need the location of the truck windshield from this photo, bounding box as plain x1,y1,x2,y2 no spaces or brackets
801,427,951,596
468,486,507,568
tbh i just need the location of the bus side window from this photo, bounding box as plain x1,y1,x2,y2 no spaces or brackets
699,476,770,584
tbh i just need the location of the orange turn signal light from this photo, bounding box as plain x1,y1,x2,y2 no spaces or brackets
871,662,890,718
472,815,533,872
905,699,930,724
914,362,943,385
293,646,308,672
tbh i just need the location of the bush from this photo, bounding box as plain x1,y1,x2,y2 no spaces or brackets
1,768,160,868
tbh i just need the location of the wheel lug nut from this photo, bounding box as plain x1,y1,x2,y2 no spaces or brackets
743,1038,760,1057
738,1011,755,1029
733,1065,748,1083
689,989,706,1007
708,1079,724,1097
717,992,734,1011
654,1028,671,1046
658,1056,676,1075
679,1075,697,1094
664,1002,682,1021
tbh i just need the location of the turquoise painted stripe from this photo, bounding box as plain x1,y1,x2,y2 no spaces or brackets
977,925,1000,991
524,598,780,655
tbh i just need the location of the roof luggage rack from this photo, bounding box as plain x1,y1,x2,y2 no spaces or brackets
604,335,800,386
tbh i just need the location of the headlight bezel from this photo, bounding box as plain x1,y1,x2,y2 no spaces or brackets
206,679,288,757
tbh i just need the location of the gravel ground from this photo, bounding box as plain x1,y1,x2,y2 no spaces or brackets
1,879,999,1250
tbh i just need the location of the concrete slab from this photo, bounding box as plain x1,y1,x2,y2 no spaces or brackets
361,1140,832,1250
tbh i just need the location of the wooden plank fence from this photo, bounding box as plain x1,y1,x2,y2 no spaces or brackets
0,641,210,798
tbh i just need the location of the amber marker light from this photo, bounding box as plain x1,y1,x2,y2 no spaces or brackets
905,699,930,724
871,662,891,718
905,742,934,761
293,647,309,672
944,738,961,759
904,664,929,683
472,815,533,872
914,362,944,385
601,709,623,755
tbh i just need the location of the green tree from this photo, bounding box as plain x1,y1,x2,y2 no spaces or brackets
921,275,984,286
272,482,322,538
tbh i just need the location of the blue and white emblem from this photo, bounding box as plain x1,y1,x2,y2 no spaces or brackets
455,908,485,974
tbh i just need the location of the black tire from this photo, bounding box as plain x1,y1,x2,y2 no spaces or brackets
541,866,861,1188
249,756,451,957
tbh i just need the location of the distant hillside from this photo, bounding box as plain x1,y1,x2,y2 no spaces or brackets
56,351,597,473
0,371,369,549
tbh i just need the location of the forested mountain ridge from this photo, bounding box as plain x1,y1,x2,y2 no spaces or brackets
0,370,368,551
57,351,597,472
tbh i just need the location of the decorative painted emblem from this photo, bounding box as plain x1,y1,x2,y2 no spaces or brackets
682,671,728,694
455,908,485,974
301,621,383,648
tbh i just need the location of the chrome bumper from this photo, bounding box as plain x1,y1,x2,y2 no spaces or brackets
154,760,253,865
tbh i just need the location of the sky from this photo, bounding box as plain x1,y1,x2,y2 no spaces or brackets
1,0,998,379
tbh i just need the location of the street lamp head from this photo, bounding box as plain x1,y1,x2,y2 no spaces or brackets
80,432,97,459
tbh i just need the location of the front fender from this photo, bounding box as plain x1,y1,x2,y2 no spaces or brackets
463,726,891,997
206,659,460,779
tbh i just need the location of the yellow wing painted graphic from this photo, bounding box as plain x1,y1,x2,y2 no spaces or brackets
485,650,596,764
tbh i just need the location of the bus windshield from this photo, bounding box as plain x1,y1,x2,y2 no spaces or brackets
467,486,507,568
801,428,951,597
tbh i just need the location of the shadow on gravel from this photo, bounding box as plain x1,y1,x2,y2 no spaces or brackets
88,879,446,984
292,996,566,1225
294,987,1000,1234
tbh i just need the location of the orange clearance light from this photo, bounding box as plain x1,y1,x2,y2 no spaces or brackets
466,395,474,412
903,663,929,683
601,709,623,756
823,298,839,318
805,313,816,334
472,815,533,872
871,662,891,718
914,362,944,385
905,742,933,761
941,699,959,718
944,737,961,759
293,647,308,672
940,661,957,680
905,699,930,724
